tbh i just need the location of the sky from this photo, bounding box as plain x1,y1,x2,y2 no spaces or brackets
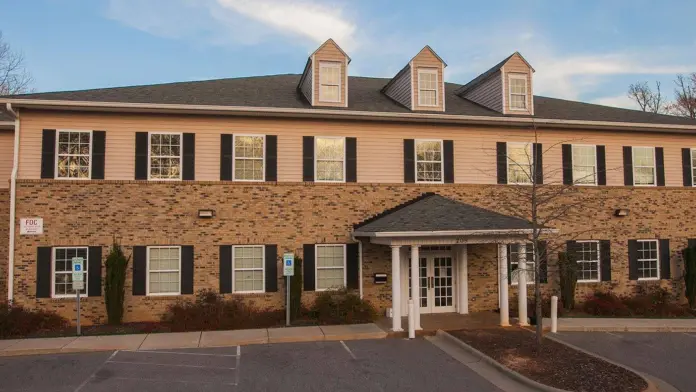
2,0,696,109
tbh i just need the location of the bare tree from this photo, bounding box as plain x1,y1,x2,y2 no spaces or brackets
671,74,696,119
628,81,666,113
0,31,33,95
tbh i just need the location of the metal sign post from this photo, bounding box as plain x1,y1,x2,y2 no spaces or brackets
72,257,84,336
283,253,294,327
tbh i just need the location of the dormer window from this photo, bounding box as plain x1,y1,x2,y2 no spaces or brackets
418,68,438,107
509,74,528,110
319,62,341,103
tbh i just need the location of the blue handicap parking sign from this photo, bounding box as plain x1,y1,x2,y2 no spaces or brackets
286,260,292,266
74,265,81,271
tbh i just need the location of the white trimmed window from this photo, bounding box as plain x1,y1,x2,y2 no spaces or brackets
233,246,265,293
53,247,88,297
234,135,265,181
691,148,696,186
509,74,528,110
319,62,341,103
315,136,345,182
418,68,438,107
508,243,534,285
572,145,597,185
147,246,181,295
632,147,656,186
56,130,91,179
576,241,600,282
507,142,533,184
415,139,443,182
637,240,659,280
149,133,182,180
316,244,346,290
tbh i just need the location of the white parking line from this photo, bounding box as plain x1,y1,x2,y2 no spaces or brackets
235,345,241,386
74,350,119,392
93,375,237,386
106,360,236,370
683,333,696,338
604,332,624,339
340,341,357,360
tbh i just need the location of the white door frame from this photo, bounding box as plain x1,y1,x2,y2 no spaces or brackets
401,249,457,315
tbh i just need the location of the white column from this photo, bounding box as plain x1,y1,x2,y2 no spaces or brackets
517,243,529,326
458,245,468,314
498,244,510,326
390,245,403,332
410,245,421,330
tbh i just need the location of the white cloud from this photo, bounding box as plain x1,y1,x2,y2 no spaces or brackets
593,94,639,110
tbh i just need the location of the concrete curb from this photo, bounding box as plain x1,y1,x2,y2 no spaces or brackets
436,330,570,392
543,318,696,333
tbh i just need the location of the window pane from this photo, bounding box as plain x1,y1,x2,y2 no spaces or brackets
149,133,182,179
507,143,532,183
637,240,659,279
577,241,600,281
317,268,345,290
510,78,527,94
508,244,534,284
148,247,180,294
419,90,436,106
415,140,443,182
634,167,655,185
633,147,655,167
316,138,344,160
56,131,91,179
54,247,87,296
510,94,526,109
233,246,264,292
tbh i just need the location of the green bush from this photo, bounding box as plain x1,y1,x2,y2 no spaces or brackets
558,251,578,310
683,246,696,309
289,256,303,321
0,303,69,338
104,240,130,325
309,288,377,325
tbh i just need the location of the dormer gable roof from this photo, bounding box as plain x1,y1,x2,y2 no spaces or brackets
311,38,352,64
455,51,533,96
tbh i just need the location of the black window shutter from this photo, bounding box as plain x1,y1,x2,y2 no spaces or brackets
659,239,670,279
599,240,611,282
40,129,56,179
265,135,278,182
346,243,359,290
538,241,548,283
135,132,149,180
655,147,665,186
682,148,693,187
265,245,278,292
689,239,696,249
623,146,634,186
533,143,543,184
180,245,194,294
497,142,507,184
404,139,415,183
346,137,357,182
91,131,106,180
303,244,316,291
36,247,52,298
507,244,517,284
303,136,314,182
562,144,573,185
182,133,195,180
628,240,639,280
597,145,607,185
88,246,102,297
220,134,233,181
219,246,232,294
566,240,578,260
132,246,147,295
443,140,454,183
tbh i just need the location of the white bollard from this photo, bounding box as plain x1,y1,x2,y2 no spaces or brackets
551,295,558,333
408,299,415,339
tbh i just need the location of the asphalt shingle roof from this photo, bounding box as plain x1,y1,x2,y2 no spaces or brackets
0,107,13,122
353,193,534,233
5,74,696,126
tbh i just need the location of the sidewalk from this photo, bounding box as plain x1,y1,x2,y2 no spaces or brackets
0,323,387,357
542,317,696,332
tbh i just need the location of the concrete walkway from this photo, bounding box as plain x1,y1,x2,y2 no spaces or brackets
0,323,387,357
542,317,696,332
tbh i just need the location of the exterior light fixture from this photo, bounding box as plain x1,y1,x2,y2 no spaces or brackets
614,209,629,217
198,209,215,218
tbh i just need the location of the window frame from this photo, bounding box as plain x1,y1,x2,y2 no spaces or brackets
571,144,598,186
417,68,439,107
636,239,660,281
54,130,93,180
631,146,657,187
232,134,266,182
314,136,346,183
508,243,534,286
147,131,183,181
508,74,528,111
506,142,533,185
315,244,347,292
690,148,696,187
231,245,265,294
146,245,182,296
575,240,601,283
318,61,341,103
51,246,89,299
414,139,444,184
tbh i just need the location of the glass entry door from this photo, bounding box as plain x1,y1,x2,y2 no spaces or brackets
406,254,456,314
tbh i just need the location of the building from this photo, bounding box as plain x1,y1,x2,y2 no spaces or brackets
2,39,696,328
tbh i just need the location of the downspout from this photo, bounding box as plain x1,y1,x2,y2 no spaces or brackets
6,103,19,303
351,234,363,299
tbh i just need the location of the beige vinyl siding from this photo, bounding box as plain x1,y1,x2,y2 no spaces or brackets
464,71,503,113
503,54,533,115
0,130,14,188
411,48,445,112
300,61,313,104
312,42,348,108
18,110,696,187
383,65,412,109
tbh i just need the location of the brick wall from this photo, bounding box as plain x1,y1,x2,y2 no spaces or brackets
10,180,696,324
0,189,8,300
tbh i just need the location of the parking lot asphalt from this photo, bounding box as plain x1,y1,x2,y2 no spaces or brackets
0,338,503,392
553,331,696,392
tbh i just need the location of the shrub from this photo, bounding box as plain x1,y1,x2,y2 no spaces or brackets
0,303,69,338
104,240,130,325
581,291,631,317
290,256,303,321
558,251,578,310
581,288,694,318
683,246,696,309
309,288,377,325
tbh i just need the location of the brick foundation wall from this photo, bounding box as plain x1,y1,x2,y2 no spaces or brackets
0,189,8,301
11,180,696,324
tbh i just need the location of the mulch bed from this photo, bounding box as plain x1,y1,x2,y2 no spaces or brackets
450,328,648,392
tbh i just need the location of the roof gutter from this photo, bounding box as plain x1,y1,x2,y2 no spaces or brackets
5,103,19,303
352,228,558,238
2,98,696,133
0,121,13,129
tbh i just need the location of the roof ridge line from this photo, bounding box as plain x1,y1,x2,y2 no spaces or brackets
353,192,437,230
